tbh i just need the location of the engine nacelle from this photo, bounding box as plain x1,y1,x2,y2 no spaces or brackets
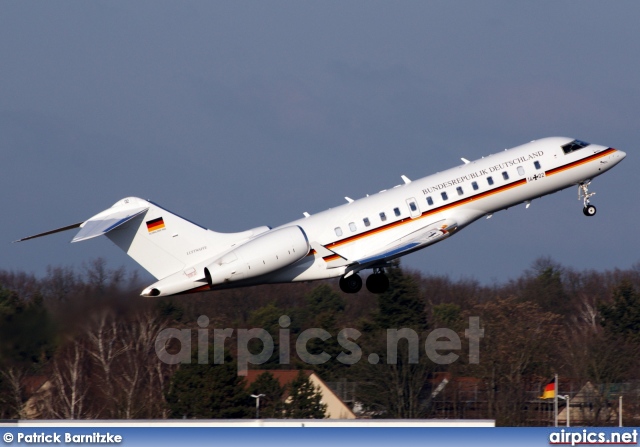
204,226,310,285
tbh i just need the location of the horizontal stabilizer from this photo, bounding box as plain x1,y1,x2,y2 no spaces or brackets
16,199,150,244
72,206,149,242
14,222,84,243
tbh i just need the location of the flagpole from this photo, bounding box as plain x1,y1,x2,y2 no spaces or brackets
619,395,623,427
554,373,558,427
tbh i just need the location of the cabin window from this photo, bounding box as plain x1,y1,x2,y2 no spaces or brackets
502,171,509,180
441,191,448,201
456,186,464,196
349,222,357,232
394,207,401,217
335,227,343,237
426,196,434,206
534,160,541,170
379,212,387,222
517,166,525,176
472,181,479,191
487,176,494,186
562,139,590,154
363,217,371,227
409,202,417,212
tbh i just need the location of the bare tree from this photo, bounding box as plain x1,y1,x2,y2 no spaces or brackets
42,266,78,303
135,308,176,419
83,304,174,419
44,340,93,419
85,309,127,417
466,297,561,425
109,307,175,418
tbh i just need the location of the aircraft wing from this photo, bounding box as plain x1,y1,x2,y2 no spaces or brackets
346,218,457,274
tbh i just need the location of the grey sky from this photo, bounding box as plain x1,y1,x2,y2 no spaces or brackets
2,1,638,285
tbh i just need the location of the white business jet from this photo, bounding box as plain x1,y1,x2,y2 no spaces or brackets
17,137,625,296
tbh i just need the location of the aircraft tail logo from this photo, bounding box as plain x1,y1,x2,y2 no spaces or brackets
146,217,165,233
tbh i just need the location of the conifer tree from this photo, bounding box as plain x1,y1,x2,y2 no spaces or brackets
599,280,640,341
165,350,252,418
354,263,432,418
374,262,427,331
247,371,285,418
284,371,326,419
0,286,54,367
303,284,348,380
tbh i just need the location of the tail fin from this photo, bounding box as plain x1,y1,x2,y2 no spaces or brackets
18,197,270,281
99,197,212,279
94,197,272,280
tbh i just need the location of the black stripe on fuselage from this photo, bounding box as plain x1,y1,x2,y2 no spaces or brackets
323,149,614,253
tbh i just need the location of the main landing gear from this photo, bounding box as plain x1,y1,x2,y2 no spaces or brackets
366,269,390,294
339,274,362,294
339,268,390,294
579,181,597,217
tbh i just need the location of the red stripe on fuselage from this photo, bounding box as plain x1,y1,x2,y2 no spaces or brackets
546,148,616,176
319,149,614,258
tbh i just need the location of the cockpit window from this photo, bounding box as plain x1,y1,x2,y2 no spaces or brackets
562,139,590,154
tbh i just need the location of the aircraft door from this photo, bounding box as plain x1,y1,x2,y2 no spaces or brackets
406,197,421,219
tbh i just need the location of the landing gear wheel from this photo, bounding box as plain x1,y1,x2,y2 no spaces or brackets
583,205,597,216
340,274,362,294
366,273,390,294
579,182,597,217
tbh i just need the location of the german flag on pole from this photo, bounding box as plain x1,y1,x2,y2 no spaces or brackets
146,217,165,233
540,379,555,399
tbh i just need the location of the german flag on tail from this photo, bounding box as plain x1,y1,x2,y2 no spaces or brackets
540,379,555,399
146,217,165,233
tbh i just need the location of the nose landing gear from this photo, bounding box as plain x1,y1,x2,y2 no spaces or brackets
579,182,597,217
583,204,597,216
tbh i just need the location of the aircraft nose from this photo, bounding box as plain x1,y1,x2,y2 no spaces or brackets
609,148,626,166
